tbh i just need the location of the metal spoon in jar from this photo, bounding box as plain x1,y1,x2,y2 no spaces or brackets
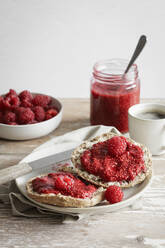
123,35,147,76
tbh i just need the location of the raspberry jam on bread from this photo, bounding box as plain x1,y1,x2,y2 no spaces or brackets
31,172,97,199
80,136,145,183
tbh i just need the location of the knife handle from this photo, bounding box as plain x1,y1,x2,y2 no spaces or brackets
0,163,32,185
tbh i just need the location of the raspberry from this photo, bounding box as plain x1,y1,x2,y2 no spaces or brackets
45,108,58,120
19,90,33,108
20,99,33,108
17,107,35,124
0,112,3,123
19,90,33,101
14,107,25,117
14,106,25,113
117,151,131,168
8,122,18,125
128,143,143,159
108,136,127,157
28,120,38,124
33,106,45,122
33,94,51,107
0,96,3,111
105,185,124,204
5,89,17,97
3,111,16,124
44,104,57,111
0,90,59,125
3,95,20,110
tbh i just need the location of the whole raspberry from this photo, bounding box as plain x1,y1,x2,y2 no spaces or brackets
108,136,127,157
33,106,45,122
118,151,130,164
5,89,17,98
105,185,124,204
17,107,35,124
0,112,3,123
14,106,25,114
4,111,16,124
8,122,18,125
3,95,20,110
33,94,51,107
45,108,58,120
19,90,33,101
44,104,57,111
0,96,3,111
128,143,143,159
28,120,38,124
20,99,33,108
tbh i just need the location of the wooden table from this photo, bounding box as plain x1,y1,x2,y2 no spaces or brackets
0,98,165,248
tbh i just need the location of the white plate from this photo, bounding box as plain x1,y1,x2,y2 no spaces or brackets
16,142,152,215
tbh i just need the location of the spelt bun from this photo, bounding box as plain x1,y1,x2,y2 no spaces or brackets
26,173,105,208
71,132,152,188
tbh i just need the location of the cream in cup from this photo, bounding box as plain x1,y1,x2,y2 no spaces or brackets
128,103,165,155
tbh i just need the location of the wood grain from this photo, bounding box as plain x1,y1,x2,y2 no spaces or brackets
0,98,165,248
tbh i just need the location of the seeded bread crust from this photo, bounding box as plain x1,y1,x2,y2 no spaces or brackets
26,174,105,208
71,132,152,188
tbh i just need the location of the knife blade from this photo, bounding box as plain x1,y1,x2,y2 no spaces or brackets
30,148,74,170
0,148,75,185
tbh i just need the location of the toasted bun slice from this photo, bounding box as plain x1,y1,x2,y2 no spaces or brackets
26,173,105,208
71,132,152,188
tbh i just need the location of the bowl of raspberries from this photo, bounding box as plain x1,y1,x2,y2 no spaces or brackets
0,89,62,140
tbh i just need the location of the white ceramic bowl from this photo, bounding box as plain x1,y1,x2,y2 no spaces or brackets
0,95,63,140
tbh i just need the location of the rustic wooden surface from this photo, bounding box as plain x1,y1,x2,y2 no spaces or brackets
0,98,165,248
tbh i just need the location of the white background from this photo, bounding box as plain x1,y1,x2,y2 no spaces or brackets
0,0,164,98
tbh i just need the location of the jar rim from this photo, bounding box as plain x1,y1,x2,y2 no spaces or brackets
93,58,138,84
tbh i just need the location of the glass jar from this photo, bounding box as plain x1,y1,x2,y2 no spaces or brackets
90,59,140,133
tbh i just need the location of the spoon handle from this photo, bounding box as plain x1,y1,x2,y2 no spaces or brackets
124,35,147,74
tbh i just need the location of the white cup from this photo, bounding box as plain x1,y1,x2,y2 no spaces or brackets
128,103,165,155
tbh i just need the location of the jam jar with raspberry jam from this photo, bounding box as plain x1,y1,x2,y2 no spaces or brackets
90,59,140,133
